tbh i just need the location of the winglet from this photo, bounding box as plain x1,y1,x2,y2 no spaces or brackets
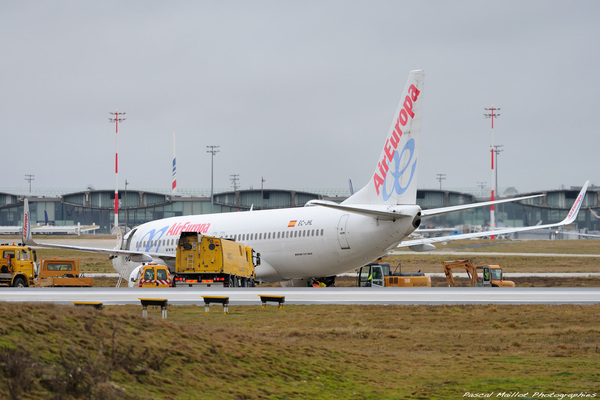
22,198,34,245
562,180,589,225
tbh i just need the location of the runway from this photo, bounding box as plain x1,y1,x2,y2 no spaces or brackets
1,287,599,305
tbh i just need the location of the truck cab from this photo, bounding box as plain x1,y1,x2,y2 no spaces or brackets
0,243,38,287
476,265,515,287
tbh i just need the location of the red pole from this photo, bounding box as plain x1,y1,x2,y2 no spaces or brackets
484,106,500,239
109,109,126,232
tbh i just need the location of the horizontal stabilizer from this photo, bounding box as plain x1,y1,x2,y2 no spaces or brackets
309,200,418,221
421,194,543,217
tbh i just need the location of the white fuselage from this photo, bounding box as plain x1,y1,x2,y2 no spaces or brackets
117,204,420,282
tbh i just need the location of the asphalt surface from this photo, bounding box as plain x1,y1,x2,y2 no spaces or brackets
2,287,599,305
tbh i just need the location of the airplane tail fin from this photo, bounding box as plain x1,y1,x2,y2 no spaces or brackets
22,198,33,245
343,70,424,206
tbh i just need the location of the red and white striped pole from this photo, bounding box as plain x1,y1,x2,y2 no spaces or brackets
109,109,126,231
484,106,500,239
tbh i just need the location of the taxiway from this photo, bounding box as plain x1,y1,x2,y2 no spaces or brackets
1,287,599,305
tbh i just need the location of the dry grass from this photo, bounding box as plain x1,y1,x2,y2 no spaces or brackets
0,302,598,399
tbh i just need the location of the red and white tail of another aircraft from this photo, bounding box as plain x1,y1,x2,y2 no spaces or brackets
22,70,590,285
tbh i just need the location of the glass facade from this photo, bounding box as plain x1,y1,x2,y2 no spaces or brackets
0,187,597,234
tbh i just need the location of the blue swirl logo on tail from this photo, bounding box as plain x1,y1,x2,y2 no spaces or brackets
382,138,417,201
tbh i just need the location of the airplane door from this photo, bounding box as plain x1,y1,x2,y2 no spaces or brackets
337,214,350,250
124,228,137,250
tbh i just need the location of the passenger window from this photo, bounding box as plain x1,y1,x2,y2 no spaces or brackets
144,269,155,280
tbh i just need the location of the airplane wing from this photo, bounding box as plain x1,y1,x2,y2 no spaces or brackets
0,224,100,235
0,226,23,234
32,224,100,234
20,199,169,261
400,181,589,251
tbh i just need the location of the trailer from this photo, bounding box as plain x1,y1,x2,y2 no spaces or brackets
35,259,93,287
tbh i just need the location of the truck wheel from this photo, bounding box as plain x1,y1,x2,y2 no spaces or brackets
12,277,26,287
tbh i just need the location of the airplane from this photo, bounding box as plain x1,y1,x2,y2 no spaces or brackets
22,70,590,286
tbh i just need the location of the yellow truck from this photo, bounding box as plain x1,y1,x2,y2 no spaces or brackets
0,242,38,287
173,232,260,287
132,263,172,288
357,262,431,287
34,258,94,287
442,259,515,287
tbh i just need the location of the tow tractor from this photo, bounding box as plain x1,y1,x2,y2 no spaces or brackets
357,261,431,287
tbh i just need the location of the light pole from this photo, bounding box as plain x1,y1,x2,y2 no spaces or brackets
484,106,500,238
436,174,446,190
260,177,266,209
206,146,220,213
24,174,35,193
109,109,126,231
493,145,504,194
124,179,129,231
494,144,504,225
230,174,239,191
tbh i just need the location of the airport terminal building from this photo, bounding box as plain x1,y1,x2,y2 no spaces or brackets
0,185,597,235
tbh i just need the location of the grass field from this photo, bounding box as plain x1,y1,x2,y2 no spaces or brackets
0,302,598,399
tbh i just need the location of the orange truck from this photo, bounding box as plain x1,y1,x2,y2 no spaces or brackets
0,242,37,287
35,258,94,287
0,242,93,287
442,259,515,287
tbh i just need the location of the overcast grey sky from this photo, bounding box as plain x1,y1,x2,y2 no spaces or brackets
1,1,598,195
